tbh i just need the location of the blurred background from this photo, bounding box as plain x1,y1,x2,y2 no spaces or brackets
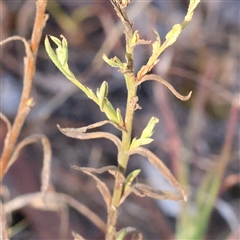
0,0,239,239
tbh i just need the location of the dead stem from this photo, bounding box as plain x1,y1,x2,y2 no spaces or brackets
0,0,48,181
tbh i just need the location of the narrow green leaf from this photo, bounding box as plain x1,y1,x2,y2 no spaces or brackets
130,137,153,149
124,169,141,192
116,227,140,240
140,117,159,139
96,81,108,110
102,54,125,69
116,108,124,127
129,30,140,47
130,137,137,149
152,29,161,54
56,35,68,67
165,24,182,48
116,228,127,240
44,35,74,78
44,36,63,72
49,35,62,46
101,98,119,124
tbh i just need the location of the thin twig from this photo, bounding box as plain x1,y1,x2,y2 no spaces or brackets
3,192,107,233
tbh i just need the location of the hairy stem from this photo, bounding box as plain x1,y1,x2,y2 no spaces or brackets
106,1,137,239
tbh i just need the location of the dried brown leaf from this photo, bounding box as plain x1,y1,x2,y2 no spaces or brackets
5,134,52,194
127,147,187,201
72,165,120,175
57,121,122,151
132,183,184,200
72,166,120,208
73,165,125,184
0,112,12,153
81,169,112,208
137,74,192,101
40,136,52,194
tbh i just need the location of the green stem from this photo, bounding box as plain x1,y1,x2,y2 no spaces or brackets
105,72,137,240
105,4,137,238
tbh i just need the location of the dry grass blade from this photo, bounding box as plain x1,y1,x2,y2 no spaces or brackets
72,231,86,240
137,74,192,101
9,134,52,193
0,36,32,57
40,136,52,194
57,124,121,151
4,192,106,233
72,165,125,181
0,113,11,132
127,147,187,201
132,183,184,200
78,119,125,132
0,112,12,151
72,165,120,174
119,183,183,205
5,134,52,193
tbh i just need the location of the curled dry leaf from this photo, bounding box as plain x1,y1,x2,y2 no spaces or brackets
57,120,122,151
132,183,184,200
72,165,125,181
5,134,52,194
72,165,126,208
72,165,125,183
0,112,12,152
137,74,192,101
119,183,183,206
127,147,187,201
0,36,32,58
40,136,52,194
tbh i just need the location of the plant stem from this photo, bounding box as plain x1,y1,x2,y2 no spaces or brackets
106,2,137,239
105,75,137,240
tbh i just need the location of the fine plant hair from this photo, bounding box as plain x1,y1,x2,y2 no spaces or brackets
45,0,200,239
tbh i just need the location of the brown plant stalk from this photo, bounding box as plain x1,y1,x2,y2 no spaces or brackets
0,0,48,181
